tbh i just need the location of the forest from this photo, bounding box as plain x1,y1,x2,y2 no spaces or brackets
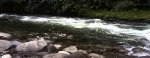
0,0,150,21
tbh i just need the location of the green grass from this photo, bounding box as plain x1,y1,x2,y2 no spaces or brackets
79,9,150,22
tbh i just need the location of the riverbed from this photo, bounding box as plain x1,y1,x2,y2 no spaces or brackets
0,13,150,58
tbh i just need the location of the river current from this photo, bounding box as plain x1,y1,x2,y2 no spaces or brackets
0,13,150,57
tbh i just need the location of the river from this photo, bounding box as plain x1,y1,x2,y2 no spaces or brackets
0,13,150,57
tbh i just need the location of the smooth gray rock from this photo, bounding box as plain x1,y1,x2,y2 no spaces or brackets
63,46,78,53
64,50,88,58
0,40,12,51
16,38,47,52
54,44,62,49
58,51,70,55
88,53,104,58
1,54,11,58
43,53,69,58
0,32,12,39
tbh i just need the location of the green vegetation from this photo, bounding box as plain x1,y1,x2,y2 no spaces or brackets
79,9,150,22
0,0,150,21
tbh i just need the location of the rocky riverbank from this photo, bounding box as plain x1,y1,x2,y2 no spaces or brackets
0,32,149,58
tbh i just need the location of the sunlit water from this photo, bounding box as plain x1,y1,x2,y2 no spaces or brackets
1,14,150,57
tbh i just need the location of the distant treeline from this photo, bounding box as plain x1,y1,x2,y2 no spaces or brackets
0,0,150,15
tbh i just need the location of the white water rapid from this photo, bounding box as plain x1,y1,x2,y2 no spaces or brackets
1,14,150,57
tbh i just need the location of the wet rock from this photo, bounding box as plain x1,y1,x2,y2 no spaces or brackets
1,54,11,58
16,37,47,52
0,40,12,51
43,53,69,58
0,32,12,39
64,50,88,58
47,44,57,53
132,47,149,53
54,44,62,49
58,51,70,55
37,52,48,55
115,46,129,54
140,56,150,58
67,35,73,39
43,53,56,58
11,41,22,46
88,53,104,58
63,46,78,53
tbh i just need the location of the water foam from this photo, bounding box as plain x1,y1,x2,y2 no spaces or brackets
11,15,150,40
19,15,150,57
1,14,150,57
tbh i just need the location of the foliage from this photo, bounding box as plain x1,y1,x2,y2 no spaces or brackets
0,0,150,14
79,9,150,22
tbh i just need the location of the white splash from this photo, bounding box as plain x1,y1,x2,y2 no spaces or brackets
0,14,5,17
19,16,150,40
126,46,150,57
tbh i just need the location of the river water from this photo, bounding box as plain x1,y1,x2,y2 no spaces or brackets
0,13,150,57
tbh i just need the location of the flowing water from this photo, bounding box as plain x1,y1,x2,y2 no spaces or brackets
0,13,150,57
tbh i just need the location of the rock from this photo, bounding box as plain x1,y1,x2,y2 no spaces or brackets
54,44,62,49
63,46,78,53
43,53,56,58
47,44,57,53
140,56,150,58
64,50,88,58
1,54,11,58
78,50,88,54
115,46,129,54
132,47,149,53
16,37,47,52
0,40,12,51
0,32,12,39
58,51,70,55
11,41,22,46
67,35,73,39
43,53,69,58
37,52,48,55
88,53,104,58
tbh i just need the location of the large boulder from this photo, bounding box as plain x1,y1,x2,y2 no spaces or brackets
1,54,11,58
16,37,47,52
0,40,12,51
64,50,88,58
43,53,69,58
0,32,12,39
63,46,78,53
